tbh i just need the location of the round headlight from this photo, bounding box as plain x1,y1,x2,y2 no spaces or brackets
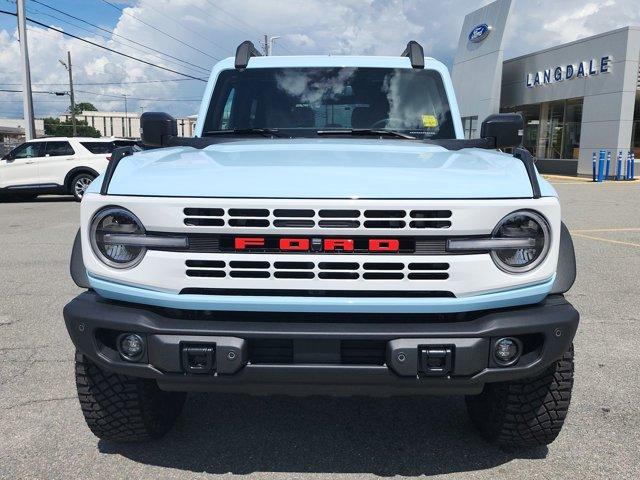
90,207,146,269
490,210,550,273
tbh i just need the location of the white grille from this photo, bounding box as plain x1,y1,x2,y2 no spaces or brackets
184,207,452,230
185,259,450,281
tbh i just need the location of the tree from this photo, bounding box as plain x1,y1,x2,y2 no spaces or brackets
43,117,101,138
69,102,98,115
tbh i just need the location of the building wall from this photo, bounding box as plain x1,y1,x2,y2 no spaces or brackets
452,0,512,136
0,118,45,137
501,27,640,175
59,112,197,139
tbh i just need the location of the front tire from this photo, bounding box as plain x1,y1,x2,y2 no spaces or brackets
75,351,186,442
70,172,95,201
466,345,574,448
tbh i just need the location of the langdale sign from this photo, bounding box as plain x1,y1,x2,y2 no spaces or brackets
526,55,612,88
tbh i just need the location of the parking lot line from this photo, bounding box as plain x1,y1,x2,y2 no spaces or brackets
571,232,640,248
572,228,640,233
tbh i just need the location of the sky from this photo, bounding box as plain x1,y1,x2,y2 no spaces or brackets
0,0,638,119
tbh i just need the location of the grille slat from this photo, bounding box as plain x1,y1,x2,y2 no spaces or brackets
273,219,315,228
273,209,314,218
274,271,315,279
362,272,404,280
184,218,224,227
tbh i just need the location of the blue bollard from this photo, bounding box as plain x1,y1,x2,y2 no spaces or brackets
616,151,623,180
632,152,636,180
597,150,606,182
627,151,632,180
605,151,611,180
592,152,597,182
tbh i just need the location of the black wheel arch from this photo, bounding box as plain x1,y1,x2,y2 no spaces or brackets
64,167,100,191
551,222,577,294
70,229,91,289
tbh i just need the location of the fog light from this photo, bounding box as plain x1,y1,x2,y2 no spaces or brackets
118,333,145,361
493,337,520,366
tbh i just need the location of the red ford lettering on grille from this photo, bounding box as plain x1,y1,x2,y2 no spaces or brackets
369,239,400,252
234,237,401,252
324,239,354,252
235,237,265,249
280,238,310,251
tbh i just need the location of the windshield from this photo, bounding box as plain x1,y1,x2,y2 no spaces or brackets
203,67,455,139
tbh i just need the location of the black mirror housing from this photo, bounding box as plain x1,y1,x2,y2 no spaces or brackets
140,112,178,147
481,113,523,149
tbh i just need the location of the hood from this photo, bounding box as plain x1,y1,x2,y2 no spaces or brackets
99,139,547,199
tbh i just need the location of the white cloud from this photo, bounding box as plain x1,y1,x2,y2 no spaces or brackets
0,0,638,121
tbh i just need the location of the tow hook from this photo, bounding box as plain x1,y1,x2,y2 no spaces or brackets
181,345,216,373
419,347,452,377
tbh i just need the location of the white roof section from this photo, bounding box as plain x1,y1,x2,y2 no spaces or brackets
217,54,440,70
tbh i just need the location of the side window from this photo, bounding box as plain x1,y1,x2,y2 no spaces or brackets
80,142,114,154
220,88,235,130
10,142,43,159
45,141,75,157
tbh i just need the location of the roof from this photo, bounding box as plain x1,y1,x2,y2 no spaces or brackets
219,54,439,70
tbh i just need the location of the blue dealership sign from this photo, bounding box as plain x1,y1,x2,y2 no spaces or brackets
469,24,492,43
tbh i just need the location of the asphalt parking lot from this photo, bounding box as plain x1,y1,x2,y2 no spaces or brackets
1,180,639,479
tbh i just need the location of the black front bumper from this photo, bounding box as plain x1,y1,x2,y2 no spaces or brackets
63,292,579,396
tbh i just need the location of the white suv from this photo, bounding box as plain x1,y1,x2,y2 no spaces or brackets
0,137,136,201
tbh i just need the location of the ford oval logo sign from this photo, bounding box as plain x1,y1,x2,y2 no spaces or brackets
469,23,491,43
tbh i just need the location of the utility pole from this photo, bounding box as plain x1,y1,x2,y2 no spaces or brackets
16,0,36,140
59,51,77,136
67,51,77,137
123,94,128,138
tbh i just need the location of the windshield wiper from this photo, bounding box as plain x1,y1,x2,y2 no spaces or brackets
316,128,416,140
203,128,282,137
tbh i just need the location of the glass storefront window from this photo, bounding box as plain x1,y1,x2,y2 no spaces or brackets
501,104,540,157
462,116,478,139
501,98,583,160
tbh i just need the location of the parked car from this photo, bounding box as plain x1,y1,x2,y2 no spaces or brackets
0,137,137,201
64,41,578,447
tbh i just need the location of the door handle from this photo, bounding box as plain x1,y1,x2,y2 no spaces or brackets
25,161,35,164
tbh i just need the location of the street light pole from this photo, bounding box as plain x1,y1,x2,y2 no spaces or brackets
59,51,77,136
16,0,36,139
269,36,281,55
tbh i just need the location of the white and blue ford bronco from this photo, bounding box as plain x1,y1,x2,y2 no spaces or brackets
64,41,578,447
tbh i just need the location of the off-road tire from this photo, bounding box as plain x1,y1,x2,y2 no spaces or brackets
75,351,186,442
466,344,574,449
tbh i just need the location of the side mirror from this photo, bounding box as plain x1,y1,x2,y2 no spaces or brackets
140,112,177,147
481,113,523,149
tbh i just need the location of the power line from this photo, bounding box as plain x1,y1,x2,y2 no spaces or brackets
141,1,231,57
24,6,209,78
203,0,295,54
100,0,221,62
1,88,200,102
74,89,201,102
0,78,199,86
0,9,208,82
29,0,210,74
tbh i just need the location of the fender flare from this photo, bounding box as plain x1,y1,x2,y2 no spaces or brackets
70,229,90,289
550,222,577,294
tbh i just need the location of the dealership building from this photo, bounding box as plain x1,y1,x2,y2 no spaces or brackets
452,0,639,175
